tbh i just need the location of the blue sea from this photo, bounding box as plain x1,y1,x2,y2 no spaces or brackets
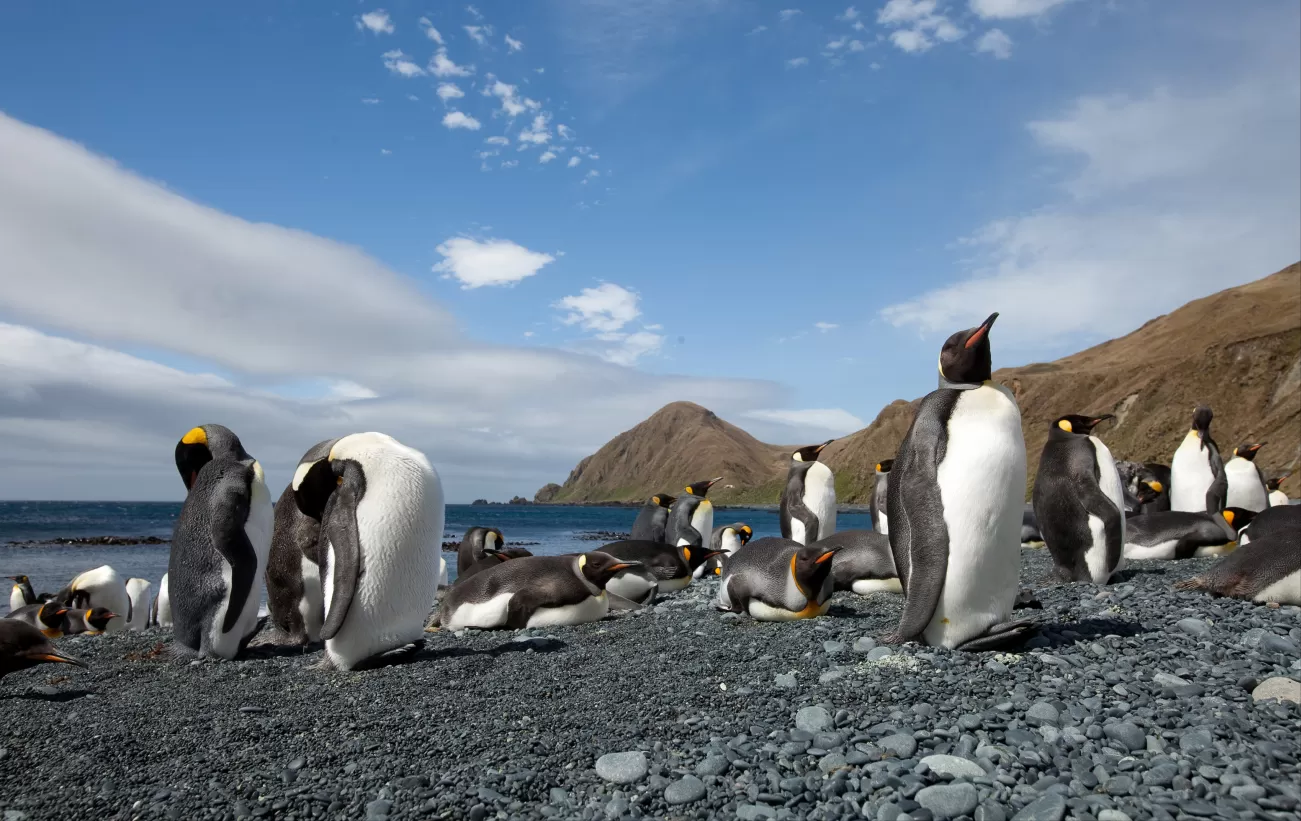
0,501,874,597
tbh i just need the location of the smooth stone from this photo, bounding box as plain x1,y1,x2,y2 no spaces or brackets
736,803,777,821
696,755,729,777
1025,702,1059,728
775,673,797,689
1152,673,1188,689
364,799,392,820
1103,722,1145,752
1179,729,1213,754
867,647,894,661
1252,677,1301,704
549,788,570,806
1012,793,1066,821
1097,812,1131,821
975,803,1007,821
796,706,834,734
664,776,707,805
820,670,846,684
854,637,879,654
1175,618,1210,637
919,755,985,779
595,751,648,784
915,784,979,820
824,641,848,656
880,734,918,759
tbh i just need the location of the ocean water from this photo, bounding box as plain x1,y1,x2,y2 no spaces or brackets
0,501,873,598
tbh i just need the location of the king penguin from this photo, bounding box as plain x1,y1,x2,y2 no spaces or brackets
598,539,723,596
7,575,38,614
780,441,837,545
124,578,153,632
0,620,86,682
715,537,840,621
149,572,172,629
265,438,338,646
292,432,444,671
631,493,676,543
885,312,1033,651
456,547,535,583
1032,414,1127,586
436,552,638,630
871,460,894,535
695,522,753,578
1224,442,1269,512
1266,474,1291,508
1238,503,1300,546
819,530,901,595
666,478,721,548
1122,507,1255,560
168,424,273,659
457,527,505,580
55,566,130,633
5,600,70,638
1170,406,1226,513
1175,531,1300,605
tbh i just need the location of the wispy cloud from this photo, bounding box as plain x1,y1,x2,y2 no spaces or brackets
356,10,394,35
567,156,581,168
786,56,809,68
464,24,491,45
837,6,860,21
518,113,551,144
382,49,425,77
505,34,524,51
442,110,482,130
976,28,1013,59
466,4,483,20
779,9,802,22
743,408,865,435
437,82,465,102
418,16,444,44
555,283,663,366
969,0,1072,19
814,322,839,332
485,78,538,117
485,135,510,146
878,0,964,54
434,237,555,288
361,97,381,105
429,49,473,78
539,150,557,163
747,25,768,35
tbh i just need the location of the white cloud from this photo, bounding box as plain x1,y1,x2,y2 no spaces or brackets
485,135,510,146
934,19,964,42
969,0,1072,19
743,408,865,435
380,148,392,155
356,10,394,35
434,237,555,288
539,150,557,163
519,113,551,144
505,34,524,51
586,169,600,178
485,79,538,117
849,40,866,52
382,49,425,77
556,283,641,333
890,30,931,53
500,159,518,169
361,98,380,105
464,25,490,45
779,9,802,21
328,380,379,401
595,331,664,367
880,70,1301,347
419,16,444,44
786,57,809,68
0,112,784,501
878,0,936,24
870,61,881,69
839,6,860,21
748,25,768,35
407,94,420,102
429,49,473,78
442,110,482,130
556,124,574,140
437,82,465,102
814,322,839,332
827,37,848,50
976,28,1012,59
466,4,483,19
567,156,581,168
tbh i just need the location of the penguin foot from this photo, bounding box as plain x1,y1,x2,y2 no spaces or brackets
954,619,1038,652
351,640,427,671
1013,589,1043,610
880,630,914,646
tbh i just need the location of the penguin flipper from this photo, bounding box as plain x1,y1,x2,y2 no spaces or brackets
319,487,362,642
1205,446,1227,512
606,592,644,611
953,619,1037,652
210,477,257,636
504,590,544,629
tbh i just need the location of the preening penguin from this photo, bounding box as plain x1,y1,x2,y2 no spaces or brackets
1175,532,1301,606
598,539,722,597
1032,414,1127,586
0,620,86,682
666,478,721,548
293,432,445,671
456,547,535,583
871,460,894,535
631,494,676,543
1224,442,1269,512
1170,406,1226,513
695,523,753,578
265,438,338,646
780,441,837,545
1122,508,1255,561
436,552,638,630
168,424,273,660
56,566,130,633
1115,461,1167,515
716,537,840,621
457,527,505,580
885,312,1033,651
817,530,900,595
124,578,152,631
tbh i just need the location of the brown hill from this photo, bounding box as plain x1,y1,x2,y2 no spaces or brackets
539,263,1301,504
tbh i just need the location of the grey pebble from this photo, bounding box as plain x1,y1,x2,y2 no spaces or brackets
916,783,979,819
1011,793,1066,821
695,754,729,776
867,646,894,661
1175,618,1210,637
1252,676,1301,704
364,799,392,820
775,672,797,689
1025,702,1059,727
880,733,918,759
664,775,707,805
823,640,847,656
595,751,647,784
853,636,878,653
795,705,833,733
919,754,984,779
1103,721,1145,752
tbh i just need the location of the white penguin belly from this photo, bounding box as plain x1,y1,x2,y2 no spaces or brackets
324,471,443,669
1224,459,1267,512
9,587,24,613
526,593,610,627
1268,490,1288,507
299,556,323,642
1170,432,1214,512
851,577,903,595
657,575,692,593
444,592,514,630
747,598,831,622
877,511,890,536
606,571,658,602
1084,437,1125,584
125,579,152,631
803,461,837,542
1253,569,1301,605
678,501,715,547
925,385,1025,650
1123,539,1179,561
156,573,172,628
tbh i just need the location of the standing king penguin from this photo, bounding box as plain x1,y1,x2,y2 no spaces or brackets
169,424,273,659
1224,442,1268,512
885,312,1033,651
871,460,894,535
7,575,39,614
667,478,721,548
293,432,444,671
780,441,837,545
1032,414,1127,585
1170,406,1226,513
630,494,676,543
1266,474,1291,508
265,439,338,645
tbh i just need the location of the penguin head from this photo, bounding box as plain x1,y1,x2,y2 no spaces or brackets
484,547,533,563
291,435,376,521
174,424,252,491
1266,473,1290,491
938,312,998,385
1232,442,1265,462
36,601,68,629
1052,414,1115,435
737,524,753,545
790,543,840,599
6,575,29,585
684,477,723,497
1220,507,1257,531
0,623,87,669
650,493,676,509
1133,481,1161,505
481,528,505,551
875,459,894,474
680,543,724,573
577,552,641,589
792,441,834,463
1190,406,1213,435
83,607,119,631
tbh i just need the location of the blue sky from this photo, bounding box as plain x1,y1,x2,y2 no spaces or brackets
0,0,1298,501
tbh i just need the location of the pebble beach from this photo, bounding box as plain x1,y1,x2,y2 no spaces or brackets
2,549,1298,821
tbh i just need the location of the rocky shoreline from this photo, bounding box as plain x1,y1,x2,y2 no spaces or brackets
5,535,171,547
1,550,1298,821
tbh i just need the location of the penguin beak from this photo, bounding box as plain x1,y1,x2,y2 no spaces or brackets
814,550,837,564
24,649,87,668
1249,443,1264,451
964,312,999,349
1091,414,1115,426
815,440,834,453
608,563,634,572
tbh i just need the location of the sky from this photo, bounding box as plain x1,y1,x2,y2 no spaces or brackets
0,0,1298,502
